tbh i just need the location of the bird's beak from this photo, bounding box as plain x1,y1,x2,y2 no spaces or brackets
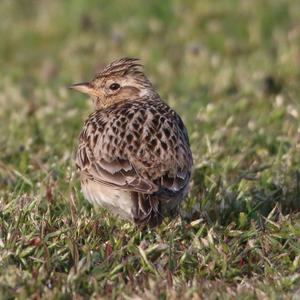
69,82,103,98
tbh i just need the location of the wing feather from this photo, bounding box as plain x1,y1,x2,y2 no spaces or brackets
76,99,192,196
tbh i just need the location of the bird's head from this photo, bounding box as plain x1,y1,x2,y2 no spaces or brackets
70,58,157,109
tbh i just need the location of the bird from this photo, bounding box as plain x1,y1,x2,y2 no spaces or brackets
70,57,193,227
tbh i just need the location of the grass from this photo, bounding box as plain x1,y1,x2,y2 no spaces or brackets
0,0,300,299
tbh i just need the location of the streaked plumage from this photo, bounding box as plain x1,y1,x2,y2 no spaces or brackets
71,58,193,227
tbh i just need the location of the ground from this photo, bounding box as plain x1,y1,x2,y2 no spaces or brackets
0,0,300,299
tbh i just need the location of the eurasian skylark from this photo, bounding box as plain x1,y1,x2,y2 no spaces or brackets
70,58,193,227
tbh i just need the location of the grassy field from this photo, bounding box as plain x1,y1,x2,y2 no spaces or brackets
1,0,300,299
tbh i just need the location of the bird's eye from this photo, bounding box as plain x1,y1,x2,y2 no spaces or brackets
109,83,120,91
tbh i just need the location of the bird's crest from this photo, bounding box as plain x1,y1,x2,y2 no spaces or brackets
95,57,143,78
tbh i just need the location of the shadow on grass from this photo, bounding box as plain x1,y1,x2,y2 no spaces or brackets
183,168,300,227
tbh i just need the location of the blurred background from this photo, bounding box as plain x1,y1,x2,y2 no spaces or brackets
0,0,300,297
1,0,299,207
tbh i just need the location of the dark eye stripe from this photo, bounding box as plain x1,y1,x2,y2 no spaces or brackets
109,83,120,90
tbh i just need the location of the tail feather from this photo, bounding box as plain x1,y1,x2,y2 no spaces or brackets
131,192,163,228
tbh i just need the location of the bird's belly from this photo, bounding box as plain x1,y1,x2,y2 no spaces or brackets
81,180,134,221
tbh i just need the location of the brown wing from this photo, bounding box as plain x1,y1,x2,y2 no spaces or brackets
76,99,193,195
76,139,158,194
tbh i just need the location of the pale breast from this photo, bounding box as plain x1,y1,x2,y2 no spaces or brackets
80,177,134,221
